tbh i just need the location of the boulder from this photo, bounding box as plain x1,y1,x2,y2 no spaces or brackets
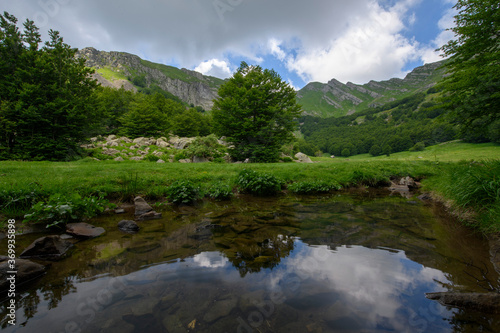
168,137,194,149
399,176,418,189
156,138,169,148
20,235,73,260
193,156,210,163
0,257,46,292
66,223,105,239
134,196,154,216
157,159,165,163
294,152,313,163
132,137,145,144
120,136,133,144
179,159,192,163
114,156,124,162
107,135,117,141
103,149,120,156
426,292,500,314
130,156,144,161
118,220,140,233
136,211,162,221
106,140,120,147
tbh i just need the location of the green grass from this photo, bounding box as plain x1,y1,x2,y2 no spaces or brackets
1,141,499,232
312,141,500,163
96,67,128,82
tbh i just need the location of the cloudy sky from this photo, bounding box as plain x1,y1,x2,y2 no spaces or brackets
3,0,456,89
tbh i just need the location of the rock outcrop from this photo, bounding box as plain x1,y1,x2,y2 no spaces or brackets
134,196,162,221
0,257,46,291
426,292,500,314
20,235,73,260
76,47,222,110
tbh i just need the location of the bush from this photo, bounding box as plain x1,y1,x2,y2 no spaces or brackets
185,134,226,160
206,182,233,201
288,181,341,194
166,180,200,204
236,169,283,196
409,142,426,152
23,193,111,228
0,185,45,216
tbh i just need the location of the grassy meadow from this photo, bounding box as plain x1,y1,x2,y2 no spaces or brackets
1,141,499,232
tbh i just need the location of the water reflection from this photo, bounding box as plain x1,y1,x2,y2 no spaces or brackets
1,193,499,332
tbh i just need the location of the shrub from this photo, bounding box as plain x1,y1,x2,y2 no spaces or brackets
166,180,200,204
409,142,426,152
185,135,226,160
0,185,45,216
206,182,233,201
236,169,283,196
288,181,341,194
23,193,111,228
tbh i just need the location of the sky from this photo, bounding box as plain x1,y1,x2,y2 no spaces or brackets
2,0,457,89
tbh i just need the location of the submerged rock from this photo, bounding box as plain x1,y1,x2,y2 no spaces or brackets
0,257,46,291
426,292,500,313
118,220,140,233
66,223,105,239
20,235,73,260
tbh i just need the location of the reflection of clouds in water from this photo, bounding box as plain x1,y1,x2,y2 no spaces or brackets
192,251,229,268
283,244,450,330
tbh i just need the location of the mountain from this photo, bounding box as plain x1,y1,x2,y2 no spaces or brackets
76,47,224,110
297,60,447,118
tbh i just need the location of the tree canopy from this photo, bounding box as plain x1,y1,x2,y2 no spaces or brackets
439,0,500,138
0,12,99,160
212,62,302,162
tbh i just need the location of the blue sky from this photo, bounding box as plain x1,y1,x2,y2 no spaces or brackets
4,0,456,89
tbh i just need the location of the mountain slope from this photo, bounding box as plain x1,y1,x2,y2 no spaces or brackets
76,47,224,110
297,60,447,118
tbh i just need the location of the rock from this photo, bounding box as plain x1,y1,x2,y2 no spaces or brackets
20,235,73,260
115,208,126,214
156,138,170,148
134,196,153,216
157,159,165,163
388,182,411,199
130,156,144,161
399,176,418,189
153,151,163,157
193,156,210,163
169,136,194,149
120,136,132,143
426,292,500,314
107,140,120,147
136,211,162,221
294,152,313,163
179,159,192,163
132,137,145,144
103,149,120,156
418,193,432,201
203,297,238,323
114,156,124,161
107,135,117,141
118,220,140,233
0,257,45,291
66,223,105,239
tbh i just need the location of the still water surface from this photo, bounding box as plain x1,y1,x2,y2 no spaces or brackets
1,190,499,332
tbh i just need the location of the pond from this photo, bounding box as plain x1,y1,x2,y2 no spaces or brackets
1,189,499,332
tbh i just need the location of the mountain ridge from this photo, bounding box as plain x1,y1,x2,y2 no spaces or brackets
76,47,447,118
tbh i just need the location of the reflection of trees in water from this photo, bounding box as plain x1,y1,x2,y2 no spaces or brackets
220,233,296,277
0,275,77,328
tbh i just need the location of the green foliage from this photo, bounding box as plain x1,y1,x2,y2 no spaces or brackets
438,0,500,134
0,184,45,216
341,148,351,157
185,134,226,160
236,169,283,196
23,193,110,228
0,13,100,160
212,62,302,163
172,108,212,137
206,182,233,201
410,142,426,152
382,144,392,157
166,180,200,204
288,181,340,194
429,160,500,233
369,145,382,157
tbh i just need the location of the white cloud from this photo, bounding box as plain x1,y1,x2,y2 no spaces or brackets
287,1,420,83
194,59,233,78
268,38,287,61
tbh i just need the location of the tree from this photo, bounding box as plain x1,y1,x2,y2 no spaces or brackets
369,144,382,157
212,62,302,162
0,12,99,160
439,0,500,133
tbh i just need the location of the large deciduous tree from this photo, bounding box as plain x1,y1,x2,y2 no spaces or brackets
0,12,99,160
439,0,500,140
212,62,302,162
